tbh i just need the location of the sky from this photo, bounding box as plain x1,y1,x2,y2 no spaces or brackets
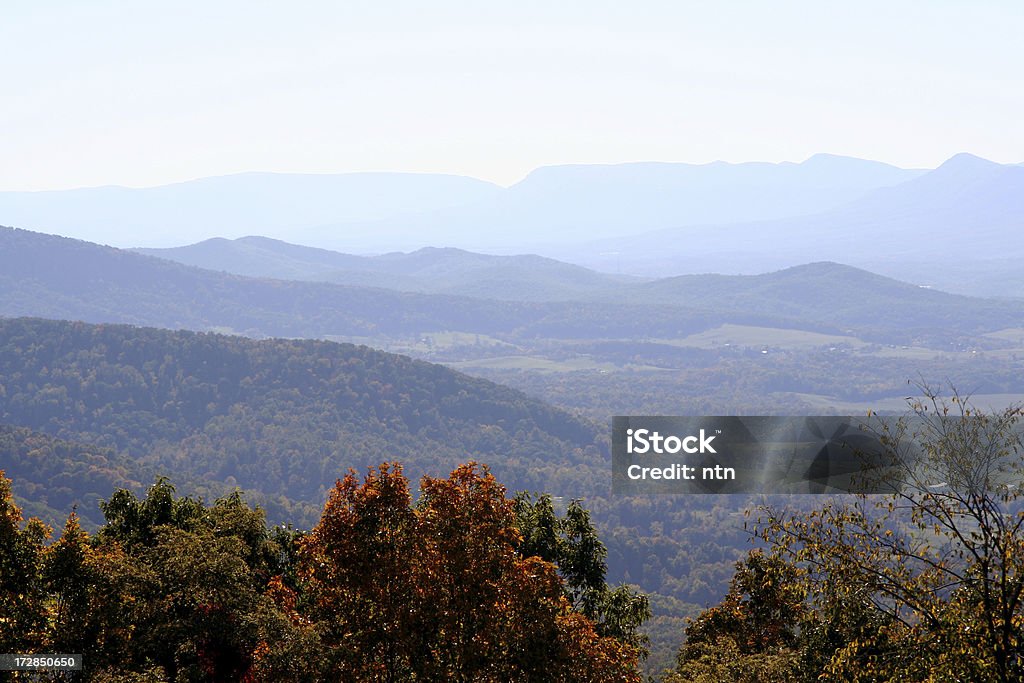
2,1,1022,190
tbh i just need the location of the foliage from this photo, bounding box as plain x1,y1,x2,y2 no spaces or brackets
298,463,644,681
666,551,804,683
0,424,149,531
0,470,50,653
0,316,606,530
667,390,1024,682
514,492,651,653
0,464,644,682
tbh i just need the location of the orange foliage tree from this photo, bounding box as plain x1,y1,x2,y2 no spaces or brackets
298,462,642,682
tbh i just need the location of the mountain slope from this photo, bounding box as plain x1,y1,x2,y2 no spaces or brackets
5,227,1024,347
0,424,154,530
625,262,1024,334
0,226,814,341
0,317,606,528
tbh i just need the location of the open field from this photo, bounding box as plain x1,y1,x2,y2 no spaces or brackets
657,324,867,350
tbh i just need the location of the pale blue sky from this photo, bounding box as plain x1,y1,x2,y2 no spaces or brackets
2,1,1021,190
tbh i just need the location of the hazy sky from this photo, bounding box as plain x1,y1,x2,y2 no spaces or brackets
3,1,1022,190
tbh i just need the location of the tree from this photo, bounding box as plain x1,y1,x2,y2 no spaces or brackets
41,511,95,654
667,551,804,683
513,493,651,653
299,463,420,680
0,470,49,653
754,389,1024,681
97,477,204,549
300,463,644,682
86,478,306,681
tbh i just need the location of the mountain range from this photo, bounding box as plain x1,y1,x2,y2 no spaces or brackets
0,155,922,251
3,153,1019,297
136,237,636,301
4,227,1023,348
566,153,1024,297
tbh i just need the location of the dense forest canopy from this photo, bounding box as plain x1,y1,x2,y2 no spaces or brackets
0,317,606,527
0,463,647,681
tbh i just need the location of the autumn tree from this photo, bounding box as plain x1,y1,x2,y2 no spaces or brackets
1,464,642,681
753,389,1024,681
0,470,49,653
298,463,420,680
300,462,643,682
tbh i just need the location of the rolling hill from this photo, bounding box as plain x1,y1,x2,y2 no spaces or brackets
625,261,1024,335
4,227,1024,348
136,237,636,301
0,317,606,529
0,226,841,342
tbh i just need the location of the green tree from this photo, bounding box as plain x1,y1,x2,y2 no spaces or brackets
42,511,94,654
97,477,204,549
514,493,651,653
87,478,305,681
667,551,804,683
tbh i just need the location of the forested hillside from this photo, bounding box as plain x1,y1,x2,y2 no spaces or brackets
0,321,760,676
0,317,604,528
0,424,153,530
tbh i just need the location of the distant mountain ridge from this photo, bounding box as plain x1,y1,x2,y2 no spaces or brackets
6,153,1016,296
0,155,923,251
566,154,1024,297
0,226,735,340
135,237,638,301
132,233,1024,337
625,261,1020,333
295,155,925,251
4,226,1024,347
0,172,502,248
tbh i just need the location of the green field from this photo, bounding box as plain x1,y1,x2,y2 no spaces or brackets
658,323,867,350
